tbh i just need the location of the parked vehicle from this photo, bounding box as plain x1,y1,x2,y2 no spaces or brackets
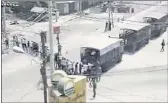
117,22,150,53
80,35,124,72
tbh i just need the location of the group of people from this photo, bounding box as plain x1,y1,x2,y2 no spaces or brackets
54,55,89,75
12,35,40,56
54,54,101,98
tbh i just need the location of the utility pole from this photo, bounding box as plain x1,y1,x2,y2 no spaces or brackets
167,1,168,40
1,1,6,39
110,1,114,28
40,31,48,103
48,1,54,82
1,1,18,50
108,1,111,22
55,1,58,22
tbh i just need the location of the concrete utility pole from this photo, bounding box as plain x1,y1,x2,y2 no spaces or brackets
110,2,114,28
108,1,111,22
40,31,48,103
48,1,54,82
1,1,6,39
167,1,168,41
54,1,58,22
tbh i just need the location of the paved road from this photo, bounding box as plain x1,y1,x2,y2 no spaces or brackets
2,1,161,102
2,53,42,102
87,67,167,102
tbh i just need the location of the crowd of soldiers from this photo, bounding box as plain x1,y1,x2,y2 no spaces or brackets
54,54,101,98
54,54,99,76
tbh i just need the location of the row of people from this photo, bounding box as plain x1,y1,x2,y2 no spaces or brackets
12,36,40,56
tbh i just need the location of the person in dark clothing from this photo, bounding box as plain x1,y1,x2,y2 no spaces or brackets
160,39,165,52
21,38,24,50
131,8,134,13
13,36,16,46
27,41,30,48
23,39,27,52
5,38,9,49
54,53,59,69
15,36,19,47
105,21,108,32
79,63,82,74
57,57,61,69
109,21,111,31
74,62,78,75
71,62,75,74
92,78,97,98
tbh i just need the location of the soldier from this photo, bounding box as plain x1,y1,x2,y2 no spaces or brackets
160,39,165,52
92,78,97,98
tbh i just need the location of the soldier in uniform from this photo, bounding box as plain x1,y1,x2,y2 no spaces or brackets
160,39,165,52
92,77,97,98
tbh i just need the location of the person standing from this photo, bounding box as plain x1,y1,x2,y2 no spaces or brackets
160,39,165,52
5,38,9,49
23,38,27,52
71,62,75,74
92,78,97,98
104,21,108,32
13,36,16,46
27,41,30,52
57,56,62,69
74,62,78,75
79,63,83,74
15,36,19,47
29,41,33,54
109,21,111,31
21,38,25,50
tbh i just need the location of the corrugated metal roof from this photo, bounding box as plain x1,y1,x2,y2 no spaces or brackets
30,7,46,13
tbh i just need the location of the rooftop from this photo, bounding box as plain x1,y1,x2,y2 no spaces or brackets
117,21,149,31
30,7,47,13
127,2,167,22
81,34,122,50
